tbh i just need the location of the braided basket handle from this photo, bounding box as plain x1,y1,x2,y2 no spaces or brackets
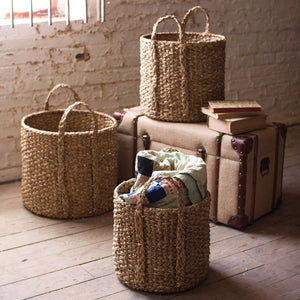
151,15,183,41
150,15,187,118
44,83,80,111
58,101,98,138
135,175,186,288
57,101,99,217
181,5,210,35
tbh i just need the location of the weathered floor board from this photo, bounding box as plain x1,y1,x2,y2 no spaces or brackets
0,125,299,300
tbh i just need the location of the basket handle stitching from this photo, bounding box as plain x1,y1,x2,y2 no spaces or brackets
44,83,80,111
181,5,210,35
57,101,99,217
135,174,186,288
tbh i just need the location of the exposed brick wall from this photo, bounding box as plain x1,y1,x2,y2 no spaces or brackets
0,0,299,182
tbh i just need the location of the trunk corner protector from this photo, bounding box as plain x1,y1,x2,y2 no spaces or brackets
229,135,253,230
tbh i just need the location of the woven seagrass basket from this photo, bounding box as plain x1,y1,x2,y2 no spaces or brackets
140,6,226,122
113,176,210,293
21,83,118,219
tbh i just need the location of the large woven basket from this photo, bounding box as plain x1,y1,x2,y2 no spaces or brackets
21,83,118,219
140,6,226,122
113,176,210,293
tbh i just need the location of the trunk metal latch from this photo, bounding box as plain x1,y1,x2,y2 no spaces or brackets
197,146,207,161
142,133,151,150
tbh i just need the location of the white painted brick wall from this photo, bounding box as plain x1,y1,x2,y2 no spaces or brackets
0,0,299,182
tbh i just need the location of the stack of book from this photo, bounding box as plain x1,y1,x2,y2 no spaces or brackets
201,100,267,135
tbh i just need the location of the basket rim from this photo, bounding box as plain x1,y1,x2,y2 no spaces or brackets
114,178,210,213
140,31,226,43
21,109,117,136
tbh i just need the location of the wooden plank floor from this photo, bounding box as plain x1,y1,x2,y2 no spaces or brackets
0,125,299,300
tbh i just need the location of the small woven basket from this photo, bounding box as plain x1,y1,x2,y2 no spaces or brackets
21,83,118,219
140,6,226,122
113,176,210,293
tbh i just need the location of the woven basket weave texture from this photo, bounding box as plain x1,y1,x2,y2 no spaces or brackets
113,177,210,293
140,6,226,122
21,83,118,219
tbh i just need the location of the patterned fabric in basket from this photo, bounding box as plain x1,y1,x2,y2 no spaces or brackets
120,149,207,208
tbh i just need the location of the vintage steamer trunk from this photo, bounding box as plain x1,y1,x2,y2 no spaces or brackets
114,107,287,230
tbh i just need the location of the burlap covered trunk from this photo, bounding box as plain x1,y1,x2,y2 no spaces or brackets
114,107,287,230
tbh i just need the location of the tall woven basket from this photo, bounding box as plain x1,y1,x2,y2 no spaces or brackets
21,83,118,219
140,6,226,122
113,176,211,293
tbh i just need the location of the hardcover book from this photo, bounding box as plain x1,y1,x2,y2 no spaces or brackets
208,101,262,113
201,107,264,120
208,114,267,135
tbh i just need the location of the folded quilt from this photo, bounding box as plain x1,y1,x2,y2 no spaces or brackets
120,150,207,208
